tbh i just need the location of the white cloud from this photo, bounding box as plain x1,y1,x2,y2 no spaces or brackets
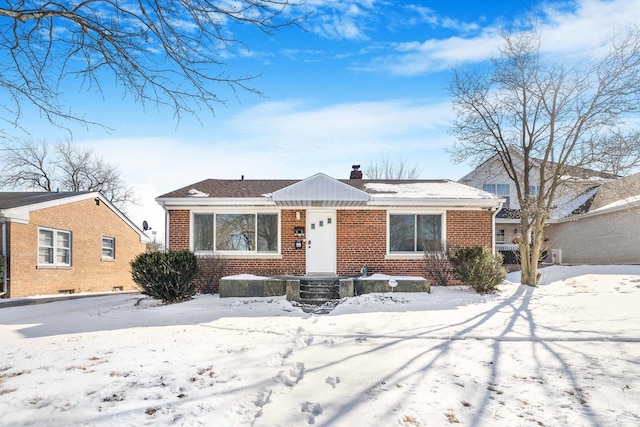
366,0,640,75
76,98,468,242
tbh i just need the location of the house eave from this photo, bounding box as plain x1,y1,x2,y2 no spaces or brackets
549,197,640,223
367,197,504,210
157,196,503,210
156,197,274,208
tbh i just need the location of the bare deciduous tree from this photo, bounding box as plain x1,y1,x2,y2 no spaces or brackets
448,26,640,286
364,157,422,179
1,141,136,210
0,1,305,137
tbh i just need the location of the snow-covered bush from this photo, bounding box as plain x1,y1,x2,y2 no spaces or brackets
449,246,506,293
130,250,199,303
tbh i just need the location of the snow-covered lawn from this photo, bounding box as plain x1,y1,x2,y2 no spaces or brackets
1,265,640,426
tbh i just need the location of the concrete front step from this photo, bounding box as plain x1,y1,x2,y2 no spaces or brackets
299,278,340,304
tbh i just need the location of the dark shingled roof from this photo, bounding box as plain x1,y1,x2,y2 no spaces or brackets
0,192,92,209
158,178,451,199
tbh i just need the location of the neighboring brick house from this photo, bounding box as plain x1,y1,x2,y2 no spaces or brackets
544,173,640,264
156,169,504,289
0,192,149,298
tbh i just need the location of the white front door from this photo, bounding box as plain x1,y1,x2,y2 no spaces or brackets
306,210,337,275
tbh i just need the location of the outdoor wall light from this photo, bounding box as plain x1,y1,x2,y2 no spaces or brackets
296,211,301,220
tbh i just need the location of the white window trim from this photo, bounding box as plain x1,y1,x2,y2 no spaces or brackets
38,227,72,267
190,209,281,256
385,209,446,259
102,236,116,260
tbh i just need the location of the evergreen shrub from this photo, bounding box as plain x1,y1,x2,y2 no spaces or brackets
130,250,199,303
449,246,507,294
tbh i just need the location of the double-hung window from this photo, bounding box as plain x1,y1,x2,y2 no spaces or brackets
193,212,279,253
38,228,71,266
389,213,443,253
102,237,115,260
483,183,510,208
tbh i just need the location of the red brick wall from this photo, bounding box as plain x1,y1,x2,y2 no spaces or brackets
6,199,147,297
168,210,190,250
446,210,493,248
336,210,388,276
170,208,494,289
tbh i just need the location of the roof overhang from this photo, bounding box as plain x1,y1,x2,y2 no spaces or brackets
1,192,150,243
367,197,504,210
157,197,275,208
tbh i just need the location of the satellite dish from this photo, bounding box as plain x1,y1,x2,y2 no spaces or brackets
142,220,150,231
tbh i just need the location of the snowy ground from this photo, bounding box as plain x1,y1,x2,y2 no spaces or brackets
1,265,640,426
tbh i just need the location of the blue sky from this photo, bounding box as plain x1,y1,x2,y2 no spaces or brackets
15,0,640,232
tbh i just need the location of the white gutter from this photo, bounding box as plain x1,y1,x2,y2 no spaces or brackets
367,199,503,209
156,197,274,207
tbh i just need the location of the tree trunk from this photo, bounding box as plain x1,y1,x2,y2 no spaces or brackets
519,242,537,286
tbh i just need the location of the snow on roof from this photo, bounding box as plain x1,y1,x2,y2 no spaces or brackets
549,187,598,219
188,188,210,197
364,181,497,199
591,194,640,212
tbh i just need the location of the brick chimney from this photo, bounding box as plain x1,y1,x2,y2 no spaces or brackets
350,165,363,179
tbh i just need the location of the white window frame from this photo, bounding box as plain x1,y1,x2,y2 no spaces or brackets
102,236,115,260
495,229,506,244
386,210,446,259
38,227,72,267
190,209,281,256
483,183,510,208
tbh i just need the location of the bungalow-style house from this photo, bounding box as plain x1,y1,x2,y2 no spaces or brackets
0,192,149,298
458,151,639,264
156,168,504,293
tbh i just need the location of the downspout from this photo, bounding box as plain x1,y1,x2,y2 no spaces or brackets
1,221,7,296
164,210,170,252
491,206,500,255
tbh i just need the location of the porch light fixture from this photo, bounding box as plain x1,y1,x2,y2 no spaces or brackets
296,211,301,220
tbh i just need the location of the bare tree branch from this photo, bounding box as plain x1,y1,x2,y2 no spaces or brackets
0,140,137,210
448,25,640,286
364,157,422,179
0,1,307,138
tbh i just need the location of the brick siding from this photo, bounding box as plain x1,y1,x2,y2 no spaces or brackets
5,199,146,297
169,208,494,290
545,209,640,264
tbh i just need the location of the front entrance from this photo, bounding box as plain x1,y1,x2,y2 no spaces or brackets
306,210,337,275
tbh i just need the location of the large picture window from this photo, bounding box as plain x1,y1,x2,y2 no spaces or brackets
193,213,278,253
389,214,442,253
38,228,71,266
